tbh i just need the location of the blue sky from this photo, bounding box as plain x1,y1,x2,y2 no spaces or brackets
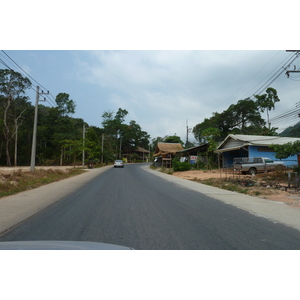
1,50,300,144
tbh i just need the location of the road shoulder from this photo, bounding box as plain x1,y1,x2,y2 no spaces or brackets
0,166,111,234
143,166,300,232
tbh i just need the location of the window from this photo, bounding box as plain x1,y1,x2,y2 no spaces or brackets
257,147,273,152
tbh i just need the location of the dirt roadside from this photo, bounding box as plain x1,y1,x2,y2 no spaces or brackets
171,169,300,208
0,166,112,234
0,166,76,174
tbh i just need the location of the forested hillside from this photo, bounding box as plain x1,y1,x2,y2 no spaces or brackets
0,69,150,166
279,121,300,137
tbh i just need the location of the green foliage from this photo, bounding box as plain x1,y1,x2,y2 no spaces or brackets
270,141,300,159
193,97,266,143
164,135,184,145
280,121,300,137
202,127,220,151
255,87,280,128
151,135,184,151
101,108,150,161
292,166,300,173
0,69,32,166
194,158,206,170
0,69,149,166
55,93,76,115
173,160,192,172
255,87,280,112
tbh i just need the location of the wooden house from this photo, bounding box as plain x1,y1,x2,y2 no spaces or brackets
153,143,184,168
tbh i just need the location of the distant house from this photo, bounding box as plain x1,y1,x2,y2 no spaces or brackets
216,134,300,168
177,143,209,164
123,146,150,162
153,143,184,168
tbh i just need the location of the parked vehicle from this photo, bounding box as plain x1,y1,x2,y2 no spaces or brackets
114,160,124,168
233,157,285,175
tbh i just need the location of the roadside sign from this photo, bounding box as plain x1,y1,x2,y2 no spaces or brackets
190,156,197,164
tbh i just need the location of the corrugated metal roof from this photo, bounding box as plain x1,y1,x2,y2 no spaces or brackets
216,134,300,152
178,143,208,153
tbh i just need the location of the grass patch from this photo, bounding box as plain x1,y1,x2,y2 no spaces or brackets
200,178,249,194
0,168,85,198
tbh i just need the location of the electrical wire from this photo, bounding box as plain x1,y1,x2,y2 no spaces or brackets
240,51,292,99
215,51,283,106
0,58,13,71
1,51,51,95
269,101,300,122
251,52,299,97
0,50,57,107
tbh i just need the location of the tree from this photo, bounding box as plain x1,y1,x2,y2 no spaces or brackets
102,108,129,159
164,135,184,145
0,69,31,166
122,120,150,151
193,98,267,143
62,138,93,167
102,108,128,133
255,87,280,129
270,141,300,160
201,127,220,169
55,93,76,116
151,136,165,150
35,102,83,165
84,125,104,161
151,135,184,153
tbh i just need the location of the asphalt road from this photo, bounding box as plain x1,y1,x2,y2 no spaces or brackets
1,163,300,249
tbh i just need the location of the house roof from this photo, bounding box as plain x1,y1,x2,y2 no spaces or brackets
178,143,208,154
136,146,149,153
154,143,184,157
216,134,300,153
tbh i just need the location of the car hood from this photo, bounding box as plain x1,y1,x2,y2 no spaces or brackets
0,240,134,250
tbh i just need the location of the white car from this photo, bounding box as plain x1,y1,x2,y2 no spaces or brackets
114,160,124,168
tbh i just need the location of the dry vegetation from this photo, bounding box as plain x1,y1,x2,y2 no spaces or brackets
0,167,85,198
167,168,300,208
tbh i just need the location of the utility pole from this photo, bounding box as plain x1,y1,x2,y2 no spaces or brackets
82,123,85,168
285,50,300,78
101,133,104,165
30,86,49,172
119,135,122,159
185,119,192,148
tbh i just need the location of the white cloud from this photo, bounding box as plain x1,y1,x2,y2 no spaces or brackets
71,50,300,142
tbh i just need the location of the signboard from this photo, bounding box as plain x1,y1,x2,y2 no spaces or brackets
190,156,197,164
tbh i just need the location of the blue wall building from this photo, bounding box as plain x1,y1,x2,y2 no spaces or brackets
217,134,300,168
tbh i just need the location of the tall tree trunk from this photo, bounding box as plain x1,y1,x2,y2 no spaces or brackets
3,97,12,166
14,122,18,166
60,147,63,166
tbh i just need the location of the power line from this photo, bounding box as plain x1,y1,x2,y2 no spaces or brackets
0,50,57,107
1,50,50,94
215,51,283,107
0,58,13,71
250,52,299,97
239,51,289,99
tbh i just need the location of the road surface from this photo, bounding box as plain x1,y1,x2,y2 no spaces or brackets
1,163,300,249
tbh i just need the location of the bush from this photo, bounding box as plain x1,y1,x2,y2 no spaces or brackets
173,161,192,172
293,166,300,173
